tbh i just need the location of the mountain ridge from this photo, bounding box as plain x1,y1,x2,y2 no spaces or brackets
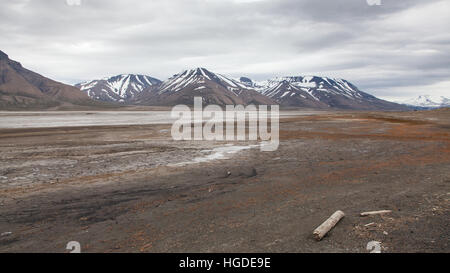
236,75,409,110
397,95,450,109
0,50,413,110
75,74,162,103
133,68,276,106
0,50,105,110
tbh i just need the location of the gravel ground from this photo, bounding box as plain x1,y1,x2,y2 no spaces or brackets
0,109,448,252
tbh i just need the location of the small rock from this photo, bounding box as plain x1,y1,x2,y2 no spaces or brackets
239,167,257,178
366,241,382,253
219,170,232,178
383,231,389,235
1,232,12,237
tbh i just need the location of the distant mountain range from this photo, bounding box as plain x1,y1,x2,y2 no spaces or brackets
397,95,450,109
0,49,414,110
0,50,105,110
239,76,407,110
76,67,409,110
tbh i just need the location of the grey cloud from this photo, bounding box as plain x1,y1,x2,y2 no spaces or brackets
259,0,427,24
0,0,448,100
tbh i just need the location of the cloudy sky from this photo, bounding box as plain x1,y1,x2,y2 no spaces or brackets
0,0,449,101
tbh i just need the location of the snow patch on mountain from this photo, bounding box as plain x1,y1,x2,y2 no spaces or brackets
242,75,366,101
398,95,450,108
76,74,161,102
159,68,251,95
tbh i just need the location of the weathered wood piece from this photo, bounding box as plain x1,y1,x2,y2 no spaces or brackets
313,210,345,241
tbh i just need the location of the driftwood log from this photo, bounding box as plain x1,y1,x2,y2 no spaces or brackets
360,210,392,217
313,210,345,241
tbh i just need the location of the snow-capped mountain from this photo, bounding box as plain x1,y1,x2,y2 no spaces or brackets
74,68,409,110
238,76,409,110
398,95,450,108
75,74,161,103
158,68,254,94
135,68,275,106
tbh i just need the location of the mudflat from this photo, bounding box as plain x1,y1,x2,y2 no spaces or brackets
0,109,449,252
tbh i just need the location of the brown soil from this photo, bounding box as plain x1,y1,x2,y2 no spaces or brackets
0,109,449,253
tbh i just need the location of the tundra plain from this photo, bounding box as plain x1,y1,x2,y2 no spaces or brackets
0,109,449,252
